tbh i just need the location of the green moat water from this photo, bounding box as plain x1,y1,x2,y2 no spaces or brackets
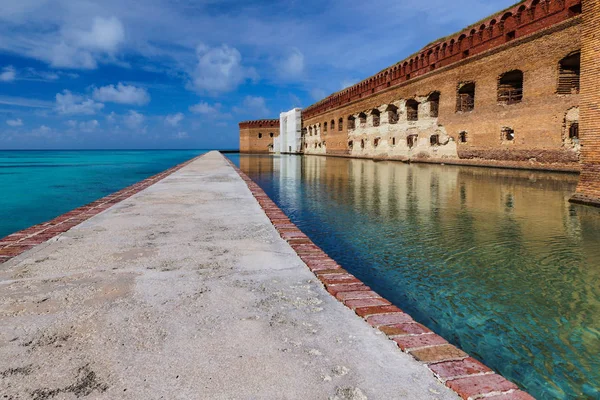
229,153,600,400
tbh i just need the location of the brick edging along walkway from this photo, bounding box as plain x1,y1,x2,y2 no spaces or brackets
228,159,535,400
0,154,205,265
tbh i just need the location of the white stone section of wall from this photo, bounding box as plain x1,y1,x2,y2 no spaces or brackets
279,108,303,153
303,123,327,155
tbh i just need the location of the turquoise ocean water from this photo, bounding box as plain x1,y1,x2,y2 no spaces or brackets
0,150,205,239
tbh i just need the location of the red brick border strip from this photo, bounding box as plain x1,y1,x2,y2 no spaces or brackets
0,153,205,265
227,158,535,400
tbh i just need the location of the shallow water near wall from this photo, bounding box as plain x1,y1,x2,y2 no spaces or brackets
229,153,600,400
0,150,205,239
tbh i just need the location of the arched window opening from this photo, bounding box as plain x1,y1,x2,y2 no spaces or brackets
569,123,579,139
558,52,581,94
459,131,468,143
358,112,367,126
348,116,356,130
428,92,440,117
372,109,381,127
348,140,353,150
323,122,328,132
268,143,273,151
456,82,475,112
258,133,263,138
374,137,380,147
309,127,313,136
498,70,523,104
406,100,419,121
430,134,440,146
502,127,515,141
314,143,317,148
269,132,274,138
386,105,399,124
331,119,335,131
360,139,365,149
407,135,418,149
338,118,343,131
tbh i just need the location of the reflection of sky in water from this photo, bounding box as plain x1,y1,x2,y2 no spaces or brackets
0,150,204,239
229,153,600,400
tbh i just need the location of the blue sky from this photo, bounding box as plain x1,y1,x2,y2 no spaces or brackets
0,0,516,150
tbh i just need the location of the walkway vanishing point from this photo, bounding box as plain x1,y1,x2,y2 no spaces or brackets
0,152,527,399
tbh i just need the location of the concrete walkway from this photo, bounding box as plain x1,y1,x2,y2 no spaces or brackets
0,151,457,399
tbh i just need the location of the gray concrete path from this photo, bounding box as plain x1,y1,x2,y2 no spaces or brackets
0,151,457,399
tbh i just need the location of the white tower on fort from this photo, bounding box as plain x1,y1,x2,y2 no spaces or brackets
278,108,302,153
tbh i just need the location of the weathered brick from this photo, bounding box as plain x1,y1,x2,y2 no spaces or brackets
446,374,519,400
327,284,370,296
354,305,403,317
319,274,361,285
486,391,536,400
429,357,492,380
335,290,380,301
344,298,391,309
366,312,414,327
410,344,468,363
379,323,431,337
393,334,447,350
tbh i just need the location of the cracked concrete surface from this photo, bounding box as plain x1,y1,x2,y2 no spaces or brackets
0,151,458,399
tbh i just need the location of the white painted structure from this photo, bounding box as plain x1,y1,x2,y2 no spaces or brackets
278,108,302,153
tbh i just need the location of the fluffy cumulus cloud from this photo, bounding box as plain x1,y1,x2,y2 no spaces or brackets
233,96,269,117
92,83,150,105
6,118,23,127
191,44,257,93
55,90,104,115
189,101,219,115
0,66,16,82
165,112,184,126
49,17,125,69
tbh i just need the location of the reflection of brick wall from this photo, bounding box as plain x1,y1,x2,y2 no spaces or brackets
571,0,600,206
239,120,279,153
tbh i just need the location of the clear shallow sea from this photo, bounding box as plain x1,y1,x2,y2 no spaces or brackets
229,153,600,400
0,150,205,239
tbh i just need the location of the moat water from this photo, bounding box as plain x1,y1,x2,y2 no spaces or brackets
228,153,600,400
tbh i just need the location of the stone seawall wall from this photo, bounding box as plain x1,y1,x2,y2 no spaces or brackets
239,120,280,154
302,18,581,165
571,0,600,206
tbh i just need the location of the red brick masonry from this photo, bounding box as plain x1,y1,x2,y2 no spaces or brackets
228,159,536,400
0,154,205,265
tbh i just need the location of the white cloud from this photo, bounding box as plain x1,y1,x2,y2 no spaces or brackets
189,101,219,115
191,43,257,93
173,131,189,139
124,110,145,129
277,48,304,78
92,83,150,105
233,96,270,117
79,119,99,132
6,118,23,127
55,90,104,115
0,66,16,82
106,112,117,124
310,88,326,101
165,112,184,126
78,17,124,53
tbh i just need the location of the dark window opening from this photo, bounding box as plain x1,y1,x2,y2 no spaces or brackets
309,127,313,136
338,118,343,131
386,105,399,124
462,50,470,59
372,109,381,127
506,31,516,41
269,132,274,138
456,82,475,112
331,119,335,131
459,131,468,143
348,140,353,149
568,4,582,16
348,116,356,130
430,64,436,71
407,135,418,149
358,112,367,126
502,127,515,141
323,122,328,132
360,139,365,149
406,99,419,121
406,73,411,80
428,92,440,118
430,134,440,146
569,123,579,139
498,70,523,104
558,52,581,94
392,137,396,146
374,137,380,147
258,133,263,138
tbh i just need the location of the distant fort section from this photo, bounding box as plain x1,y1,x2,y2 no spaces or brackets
239,119,280,154
239,0,600,206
